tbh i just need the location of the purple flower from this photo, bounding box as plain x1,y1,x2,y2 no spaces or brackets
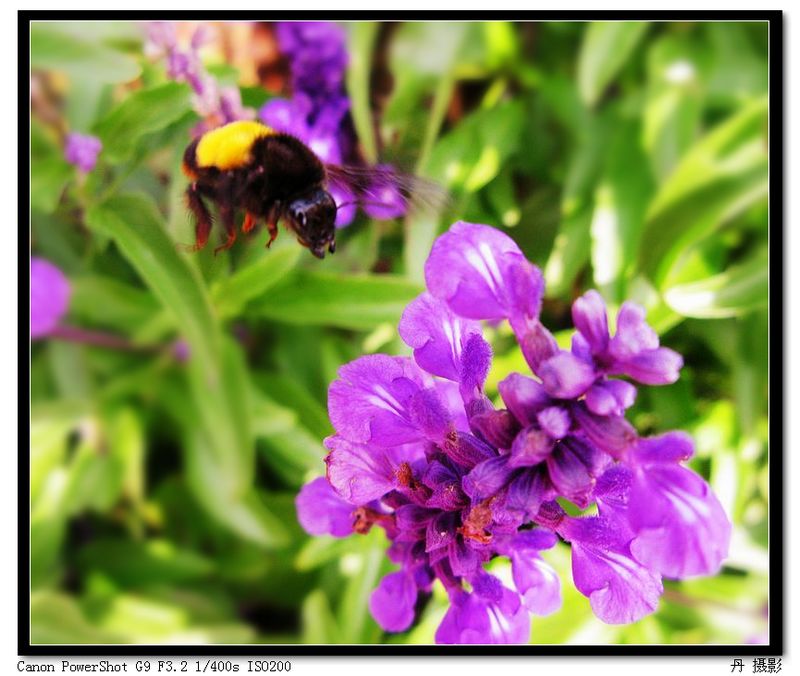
144,22,254,129
597,433,732,579
260,21,405,227
275,22,348,104
571,290,684,386
295,477,354,537
558,512,663,624
64,133,102,173
435,573,531,644
30,257,70,339
296,221,730,643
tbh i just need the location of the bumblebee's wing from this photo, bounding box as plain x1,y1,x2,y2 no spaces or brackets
324,163,450,216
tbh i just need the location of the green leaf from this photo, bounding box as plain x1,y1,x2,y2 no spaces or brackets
93,82,192,163
70,275,160,333
32,591,124,644
664,250,768,318
85,193,219,375
578,22,648,106
426,99,525,193
31,23,141,84
184,427,289,549
301,590,340,643
31,156,72,214
589,121,655,302
86,193,254,498
75,538,215,586
249,270,423,331
337,529,390,643
639,98,768,284
211,240,301,318
346,23,379,163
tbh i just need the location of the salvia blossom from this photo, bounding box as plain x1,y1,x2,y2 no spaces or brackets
296,221,731,644
31,257,70,340
64,133,102,174
260,22,405,228
144,22,254,131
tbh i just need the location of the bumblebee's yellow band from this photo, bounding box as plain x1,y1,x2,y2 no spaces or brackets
195,120,276,171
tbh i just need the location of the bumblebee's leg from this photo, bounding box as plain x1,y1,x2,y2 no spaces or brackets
265,205,280,248
266,220,279,248
179,183,213,252
214,202,238,255
242,212,257,234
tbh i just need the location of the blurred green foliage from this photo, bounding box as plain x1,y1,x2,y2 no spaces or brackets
29,20,769,645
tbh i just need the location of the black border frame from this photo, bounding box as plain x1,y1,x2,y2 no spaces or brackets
20,9,784,657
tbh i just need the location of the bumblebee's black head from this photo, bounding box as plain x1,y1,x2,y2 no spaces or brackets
285,188,337,259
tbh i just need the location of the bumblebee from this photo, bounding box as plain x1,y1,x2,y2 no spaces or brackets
182,120,337,258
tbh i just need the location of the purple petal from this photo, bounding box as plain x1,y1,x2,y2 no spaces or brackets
628,465,731,578
632,431,695,465
572,290,610,354
433,379,470,432
572,405,638,459
328,180,357,228
470,409,520,450
441,431,496,469
515,321,560,373
458,333,493,405
585,380,637,417
545,441,596,508
435,577,530,644
610,302,659,358
426,512,458,551
395,505,436,536
613,347,684,385
259,97,310,139
538,351,597,400
324,436,397,504
511,550,561,616
328,355,432,447
369,570,418,632
447,538,481,577
399,292,483,382
295,477,354,537
508,427,553,468
513,528,559,552
561,516,663,624
362,166,407,220
536,406,571,440
463,455,513,501
425,221,538,321
30,257,71,339
505,469,552,520
498,373,551,426
64,133,102,173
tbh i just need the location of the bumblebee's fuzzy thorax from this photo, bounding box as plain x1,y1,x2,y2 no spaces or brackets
194,120,276,171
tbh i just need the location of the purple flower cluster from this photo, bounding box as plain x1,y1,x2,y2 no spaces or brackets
31,257,70,340
260,22,405,227
144,22,254,131
64,133,102,173
296,222,731,644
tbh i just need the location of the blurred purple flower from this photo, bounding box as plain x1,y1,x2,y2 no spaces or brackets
260,21,406,228
30,257,70,339
144,22,253,130
296,221,730,643
64,133,102,173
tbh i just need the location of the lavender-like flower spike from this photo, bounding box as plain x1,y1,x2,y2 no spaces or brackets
31,257,71,339
297,221,730,643
64,133,102,173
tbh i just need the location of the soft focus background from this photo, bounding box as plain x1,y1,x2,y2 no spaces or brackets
29,21,769,644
